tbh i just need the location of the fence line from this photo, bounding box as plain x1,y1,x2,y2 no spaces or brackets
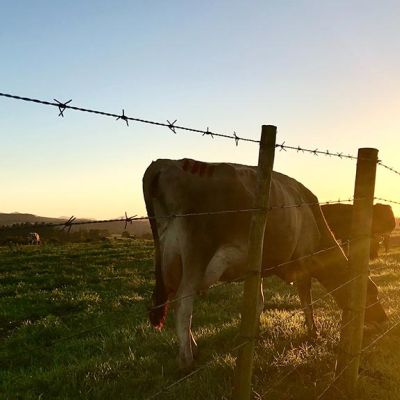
2,197,361,232
0,92,257,144
374,196,400,206
0,91,377,163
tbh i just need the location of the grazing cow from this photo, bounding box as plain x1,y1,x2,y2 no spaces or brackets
321,203,395,259
143,159,387,368
27,232,40,245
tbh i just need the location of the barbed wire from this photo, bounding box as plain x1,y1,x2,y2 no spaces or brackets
3,197,360,232
275,142,357,160
377,160,400,178
374,196,400,206
1,92,368,163
0,92,259,144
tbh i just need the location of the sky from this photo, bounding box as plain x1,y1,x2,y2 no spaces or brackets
1,1,400,218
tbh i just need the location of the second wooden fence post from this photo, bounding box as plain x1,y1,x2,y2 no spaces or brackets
232,125,276,400
336,147,378,397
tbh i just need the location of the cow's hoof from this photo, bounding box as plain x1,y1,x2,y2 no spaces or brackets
177,354,194,371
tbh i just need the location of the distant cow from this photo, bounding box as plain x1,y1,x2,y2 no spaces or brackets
321,203,395,259
27,232,40,245
143,159,387,368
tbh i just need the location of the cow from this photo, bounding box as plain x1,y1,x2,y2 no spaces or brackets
27,232,40,245
143,158,387,369
321,203,395,259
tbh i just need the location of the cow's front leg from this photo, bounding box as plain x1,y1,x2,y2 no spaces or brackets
296,276,317,337
174,286,196,370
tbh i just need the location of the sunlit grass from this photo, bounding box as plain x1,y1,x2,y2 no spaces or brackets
1,240,400,399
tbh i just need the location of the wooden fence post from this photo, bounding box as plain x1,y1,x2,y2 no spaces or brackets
232,125,276,400
336,147,378,396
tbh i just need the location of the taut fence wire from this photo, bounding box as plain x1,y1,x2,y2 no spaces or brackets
0,91,385,162
5,197,360,232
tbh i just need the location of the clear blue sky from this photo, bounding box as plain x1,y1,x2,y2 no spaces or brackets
1,1,400,218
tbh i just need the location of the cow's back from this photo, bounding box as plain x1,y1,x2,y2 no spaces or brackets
144,159,330,270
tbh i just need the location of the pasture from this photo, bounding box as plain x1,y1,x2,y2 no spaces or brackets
1,239,400,399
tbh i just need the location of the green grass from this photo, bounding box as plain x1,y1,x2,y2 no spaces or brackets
1,240,400,399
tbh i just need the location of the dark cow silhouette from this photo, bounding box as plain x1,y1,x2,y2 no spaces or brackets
321,203,395,259
144,159,387,368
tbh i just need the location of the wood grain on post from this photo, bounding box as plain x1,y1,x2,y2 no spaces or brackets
232,125,276,400
336,148,378,397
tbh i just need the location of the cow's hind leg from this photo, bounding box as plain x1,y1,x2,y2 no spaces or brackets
174,271,201,370
296,275,317,337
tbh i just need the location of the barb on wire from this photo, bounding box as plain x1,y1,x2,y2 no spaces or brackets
62,216,76,232
277,141,287,152
116,109,129,126
202,126,214,139
124,212,137,229
167,119,177,134
54,98,72,117
233,131,240,146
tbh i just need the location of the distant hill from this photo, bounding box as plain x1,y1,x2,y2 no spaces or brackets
0,212,151,236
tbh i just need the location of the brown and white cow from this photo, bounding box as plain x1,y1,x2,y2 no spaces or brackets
143,158,387,368
27,232,41,245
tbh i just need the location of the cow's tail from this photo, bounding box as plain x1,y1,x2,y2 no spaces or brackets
143,162,169,329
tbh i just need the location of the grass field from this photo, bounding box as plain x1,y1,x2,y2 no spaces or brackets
1,239,400,399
